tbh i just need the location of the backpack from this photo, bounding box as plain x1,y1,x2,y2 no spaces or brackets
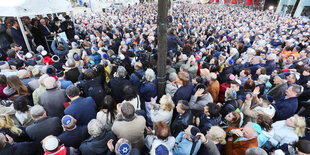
79,77,105,107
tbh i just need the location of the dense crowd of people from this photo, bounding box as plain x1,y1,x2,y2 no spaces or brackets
0,2,310,155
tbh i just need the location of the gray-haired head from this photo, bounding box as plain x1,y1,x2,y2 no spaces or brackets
169,72,177,82
87,119,104,137
290,84,304,96
121,102,135,119
117,66,127,78
30,105,46,119
65,85,80,98
65,59,76,68
145,68,155,82
39,74,49,86
44,77,56,89
246,147,267,155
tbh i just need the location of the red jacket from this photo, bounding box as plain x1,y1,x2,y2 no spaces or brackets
43,56,53,65
0,85,7,99
44,144,67,155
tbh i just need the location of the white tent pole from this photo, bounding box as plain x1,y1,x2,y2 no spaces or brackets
16,16,31,52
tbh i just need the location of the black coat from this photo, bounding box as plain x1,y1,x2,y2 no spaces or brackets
108,77,131,103
58,126,89,148
218,66,233,84
198,114,222,134
77,77,105,108
0,142,39,155
65,67,80,83
61,21,75,40
79,131,116,155
30,26,45,47
221,99,239,118
25,116,63,142
171,110,193,137
38,24,51,36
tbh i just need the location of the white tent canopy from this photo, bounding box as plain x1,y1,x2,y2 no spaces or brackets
0,0,72,16
0,0,72,52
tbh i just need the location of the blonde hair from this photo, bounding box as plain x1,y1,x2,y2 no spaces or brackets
0,114,22,136
294,115,306,137
160,94,175,112
208,126,226,145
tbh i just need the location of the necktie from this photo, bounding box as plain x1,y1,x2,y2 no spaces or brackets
44,25,50,33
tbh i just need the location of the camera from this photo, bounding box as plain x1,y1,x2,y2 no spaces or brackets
0,100,14,107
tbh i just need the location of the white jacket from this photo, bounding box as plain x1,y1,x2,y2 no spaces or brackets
269,120,299,147
145,135,175,155
150,108,173,126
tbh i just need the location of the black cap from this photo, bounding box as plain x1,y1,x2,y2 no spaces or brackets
64,15,70,19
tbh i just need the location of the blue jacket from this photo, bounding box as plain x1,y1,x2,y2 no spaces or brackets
140,82,157,102
173,83,194,105
88,52,102,65
167,34,183,52
64,97,96,126
129,69,145,90
263,60,276,75
58,79,73,89
51,38,69,57
272,97,298,121
172,132,201,155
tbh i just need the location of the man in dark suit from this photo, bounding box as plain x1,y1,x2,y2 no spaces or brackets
61,15,75,40
108,66,131,103
26,105,63,143
11,20,27,51
38,19,52,37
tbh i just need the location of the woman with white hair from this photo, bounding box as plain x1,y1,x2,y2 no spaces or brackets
140,68,157,126
229,48,239,62
267,115,306,149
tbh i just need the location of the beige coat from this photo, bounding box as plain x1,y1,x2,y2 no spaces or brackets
242,99,275,124
112,114,146,150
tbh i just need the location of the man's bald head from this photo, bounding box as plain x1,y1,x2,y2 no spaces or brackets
134,62,143,70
